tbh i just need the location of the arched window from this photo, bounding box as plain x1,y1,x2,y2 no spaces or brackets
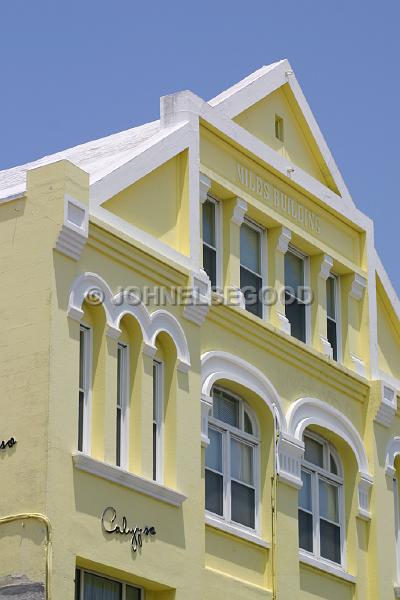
298,432,344,566
205,387,259,531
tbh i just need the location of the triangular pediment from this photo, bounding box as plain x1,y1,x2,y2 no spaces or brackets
233,85,338,193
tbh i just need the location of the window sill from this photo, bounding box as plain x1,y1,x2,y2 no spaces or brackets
205,513,270,549
72,452,187,507
299,551,356,584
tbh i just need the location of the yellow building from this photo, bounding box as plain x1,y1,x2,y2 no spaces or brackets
1,60,400,600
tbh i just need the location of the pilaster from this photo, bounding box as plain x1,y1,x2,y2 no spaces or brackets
223,197,247,308
267,226,291,334
310,253,333,357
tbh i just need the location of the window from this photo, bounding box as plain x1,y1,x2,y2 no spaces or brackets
285,248,308,343
298,433,344,566
393,476,400,585
75,569,142,599
205,387,259,531
240,220,264,318
116,343,128,468
78,325,91,453
326,274,340,361
152,360,163,482
275,115,284,142
202,197,220,290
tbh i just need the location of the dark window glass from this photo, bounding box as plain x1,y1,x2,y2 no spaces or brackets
327,318,337,361
320,519,341,564
75,569,81,600
126,586,141,600
298,510,313,552
83,572,121,599
304,437,324,468
213,389,239,428
241,267,262,317
231,481,255,528
203,244,217,290
285,293,306,342
78,391,84,452
205,470,223,516
203,200,215,247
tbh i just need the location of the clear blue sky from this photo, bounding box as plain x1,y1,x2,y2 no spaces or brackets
1,1,399,293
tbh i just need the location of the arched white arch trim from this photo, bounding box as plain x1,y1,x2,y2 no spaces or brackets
286,397,373,519
200,351,285,447
67,272,191,372
385,437,400,479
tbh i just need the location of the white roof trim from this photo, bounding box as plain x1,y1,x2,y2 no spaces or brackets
209,59,353,208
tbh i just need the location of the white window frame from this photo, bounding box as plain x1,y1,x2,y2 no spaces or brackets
78,324,92,454
327,273,342,362
152,359,164,483
76,568,143,599
285,244,311,344
206,386,260,535
299,431,345,569
393,476,400,585
202,194,222,291
116,342,129,469
240,217,267,320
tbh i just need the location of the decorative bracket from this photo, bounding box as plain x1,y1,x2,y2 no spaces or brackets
55,194,89,260
231,197,248,226
357,474,373,521
277,227,292,254
201,394,213,447
277,433,304,489
319,254,333,280
350,274,367,301
183,269,212,326
375,378,398,428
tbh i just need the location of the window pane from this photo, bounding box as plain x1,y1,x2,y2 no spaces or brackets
326,277,336,320
231,438,253,485
240,223,261,274
330,454,338,475
299,470,312,511
116,407,121,467
203,200,215,247
83,572,121,600
152,422,157,481
203,244,217,289
75,569,81,600
285,294,306,343
285,251,304,291
327,318,337,361
205,470,223,516
319,480,339,523
298,509,313,553
213,389,239,427
231,480,255,528
126,586,141,600
78,390,84,452
205,428,222,472
320,519,341,564
79,328,85,389
304,436,324,467
244,411,253,435
240,267,262,317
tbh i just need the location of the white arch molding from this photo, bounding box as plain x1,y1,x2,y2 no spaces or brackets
200,351,285,447
385,437,400,479
284,397,373,519
67,272,191,373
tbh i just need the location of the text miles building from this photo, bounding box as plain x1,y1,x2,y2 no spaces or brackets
1,60,400,600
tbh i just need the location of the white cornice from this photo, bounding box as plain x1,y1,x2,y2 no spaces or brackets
73,452,187,507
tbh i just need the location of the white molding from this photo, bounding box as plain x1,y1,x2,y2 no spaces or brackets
287,397,373,516
67,272,191,373
182,269,212,326
199,173,212,204
350,354,367,378
299,551,356,584
54,195,89,261
278,433,304,489
320,336,333,358
72,452,186,507
201,393,213,447
349,274,367,301
205,513,270,549
201,351,286,434
375,379,398,428
385,437,400,478
319,254,333,280
276,226,292,254
231,197,247,226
